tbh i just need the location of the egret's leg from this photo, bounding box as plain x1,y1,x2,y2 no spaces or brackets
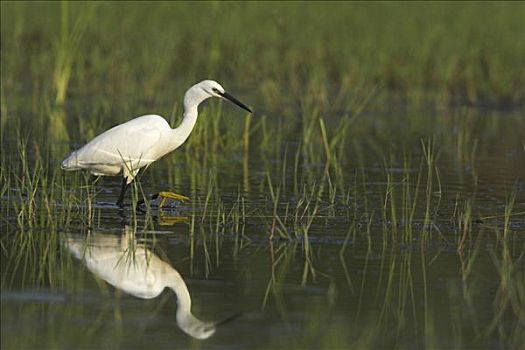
136,191,189,208
158,215,190,225
116,178,129,208
157,191,190,207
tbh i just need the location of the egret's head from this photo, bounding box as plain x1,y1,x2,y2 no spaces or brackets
190,80,252,113
199,80,225,98
184,322,216,340
176,311,217,340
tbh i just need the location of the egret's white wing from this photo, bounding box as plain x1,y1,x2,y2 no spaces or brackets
65,235,164,299
63,115,171,176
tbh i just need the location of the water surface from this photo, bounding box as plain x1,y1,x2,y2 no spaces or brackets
2,102,524,349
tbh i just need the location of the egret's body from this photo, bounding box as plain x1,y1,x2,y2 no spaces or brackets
64,228,217,339
62,114,187,181
61,80,251,206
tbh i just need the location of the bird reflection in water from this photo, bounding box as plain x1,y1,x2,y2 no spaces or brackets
63,226,217,339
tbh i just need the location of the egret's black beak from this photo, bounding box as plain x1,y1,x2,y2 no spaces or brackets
219,91,252,113
215,312,243,327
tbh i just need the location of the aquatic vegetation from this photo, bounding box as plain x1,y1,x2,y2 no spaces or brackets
1,2,524,349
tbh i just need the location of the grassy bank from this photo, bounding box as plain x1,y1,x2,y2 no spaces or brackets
2,2,525,120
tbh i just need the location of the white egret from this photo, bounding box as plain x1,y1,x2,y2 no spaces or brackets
64,227,219,339
61,80,252,207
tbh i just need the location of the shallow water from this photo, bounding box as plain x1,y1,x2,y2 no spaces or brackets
1,104,524,349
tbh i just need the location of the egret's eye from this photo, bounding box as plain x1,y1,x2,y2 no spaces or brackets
212,88,219,93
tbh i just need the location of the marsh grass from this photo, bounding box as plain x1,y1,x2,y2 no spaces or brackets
2,2,525,142
1,2,524,349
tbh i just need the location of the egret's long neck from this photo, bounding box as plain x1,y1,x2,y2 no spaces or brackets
167,269,192,315
168,270,213,338
169,87,208,149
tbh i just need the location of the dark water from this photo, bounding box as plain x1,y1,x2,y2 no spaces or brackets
1,105,524,349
